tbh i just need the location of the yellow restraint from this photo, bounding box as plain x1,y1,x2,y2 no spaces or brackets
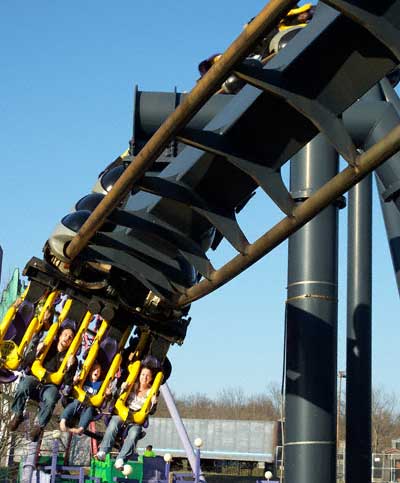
2,291,59,371
115,359,164,426
31,301,91,385
279,3,313,31
0,285,30,345
72,320,130,408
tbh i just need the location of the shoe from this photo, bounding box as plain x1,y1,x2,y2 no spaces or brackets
30,424,43,442
95,450,106,461
114,458,124,470
59,419,67,432
9,414,23,431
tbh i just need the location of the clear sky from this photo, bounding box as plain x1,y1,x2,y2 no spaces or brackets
1,1,399,400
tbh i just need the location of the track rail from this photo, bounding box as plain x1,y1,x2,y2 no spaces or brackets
176,123,400,306
65,0,299,261
38,0,400,332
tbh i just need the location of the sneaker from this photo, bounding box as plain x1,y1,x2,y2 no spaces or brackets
9,414,23,431
114,458,124,470
59,419,68,432
30,424,43,442
95,450,106,461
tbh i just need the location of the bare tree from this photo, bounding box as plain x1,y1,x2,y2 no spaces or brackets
372,386,400,452
0,381,26,479
155,385,281,421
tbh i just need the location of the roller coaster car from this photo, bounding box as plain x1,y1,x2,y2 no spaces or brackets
39,150,200,334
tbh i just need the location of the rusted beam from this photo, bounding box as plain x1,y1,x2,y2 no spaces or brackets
65,0,298,261
176,124,400,307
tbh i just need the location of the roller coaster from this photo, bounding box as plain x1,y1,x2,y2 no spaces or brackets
2,0,400,482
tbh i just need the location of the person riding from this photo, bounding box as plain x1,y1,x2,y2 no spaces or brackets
95,363,158,470
60,361,111,435
9,326,77,441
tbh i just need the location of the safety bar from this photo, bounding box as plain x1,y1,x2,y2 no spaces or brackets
72,318,109,403
3,291,59,371
31,301,91,385
115,359,163,425
72,322,130,408
0,285,29,344
128,331,151,363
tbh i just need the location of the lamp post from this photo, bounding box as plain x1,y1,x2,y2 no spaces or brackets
265,470,273,481
194,438,203,483
164,453,172,482
50,430,61,483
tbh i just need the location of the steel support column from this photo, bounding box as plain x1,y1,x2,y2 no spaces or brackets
346,175,372,483
285,133,339,483
160,384,206,482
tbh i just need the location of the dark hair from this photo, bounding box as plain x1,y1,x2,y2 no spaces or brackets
60,319,77,333
140,363,156,379
60,325,76,336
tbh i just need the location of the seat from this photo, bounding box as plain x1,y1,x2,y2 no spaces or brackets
114,360,163,425
31,301,91,385
1,291,59,371
72,322,130,407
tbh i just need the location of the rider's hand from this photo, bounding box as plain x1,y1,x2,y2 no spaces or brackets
67,355,76,369
36,342,44,355
13,297,22,308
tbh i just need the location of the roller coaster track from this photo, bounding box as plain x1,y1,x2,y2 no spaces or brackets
23,0,400,345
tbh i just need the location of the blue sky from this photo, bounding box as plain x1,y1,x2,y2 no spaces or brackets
1,1,399,400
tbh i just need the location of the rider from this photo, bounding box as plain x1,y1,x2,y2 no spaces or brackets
59,361,111,435
95,363,158,470
9,326,77,441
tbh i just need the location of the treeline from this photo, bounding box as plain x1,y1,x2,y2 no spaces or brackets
156,384,282,420
2,382,400,455
156,384,400,452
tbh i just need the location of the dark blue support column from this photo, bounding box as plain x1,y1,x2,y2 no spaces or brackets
285,133,339,483
346,175,372,483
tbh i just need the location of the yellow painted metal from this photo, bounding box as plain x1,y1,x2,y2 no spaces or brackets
0,340,18,367
31,298,73,382
44,310,92,385
72,322,131,408
129,331,150,363
89,328,130,407
0,284,29,343
31,298,82,384
4,291,59,371
115,360,164,425
285,3,312,16
115,360,141,422
72,318,109,402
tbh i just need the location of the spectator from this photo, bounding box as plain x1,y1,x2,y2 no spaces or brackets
144,444,156,458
